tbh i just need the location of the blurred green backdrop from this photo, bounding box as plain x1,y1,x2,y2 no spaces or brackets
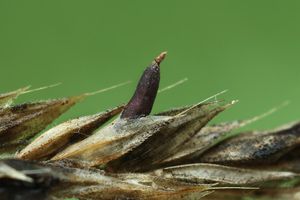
0,0,299,130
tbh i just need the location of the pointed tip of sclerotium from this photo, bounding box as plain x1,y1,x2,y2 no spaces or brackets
155,51,167,64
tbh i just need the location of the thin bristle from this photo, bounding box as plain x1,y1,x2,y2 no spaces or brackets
84,81,131,96
21,83,61,94
176,89,229,116
158,78,188,93
241,101,290,126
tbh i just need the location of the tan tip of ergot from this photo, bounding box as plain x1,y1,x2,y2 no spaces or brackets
155,51,167,64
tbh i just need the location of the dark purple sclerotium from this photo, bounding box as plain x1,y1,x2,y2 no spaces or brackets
121,52,167,119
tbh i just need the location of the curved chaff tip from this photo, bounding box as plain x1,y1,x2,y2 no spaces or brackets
231,100,239,105
154,51,167,65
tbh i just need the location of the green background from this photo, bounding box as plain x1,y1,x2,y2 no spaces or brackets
0,0,299,130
